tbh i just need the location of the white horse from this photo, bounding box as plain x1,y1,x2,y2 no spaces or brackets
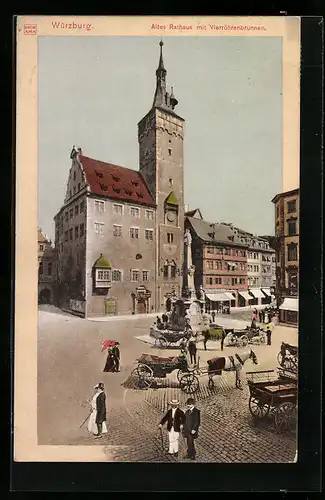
207,349,258,390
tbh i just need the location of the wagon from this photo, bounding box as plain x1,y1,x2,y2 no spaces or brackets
246,369,297,432
277,342,298,374
153,329,191,349
225,327,266,347
130,352,199,394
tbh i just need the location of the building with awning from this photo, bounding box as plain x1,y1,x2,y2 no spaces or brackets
262,288,272,296
249,289,265,299
279,297,299,312
205,292,230,302
279,297,299,325
238,290,252,302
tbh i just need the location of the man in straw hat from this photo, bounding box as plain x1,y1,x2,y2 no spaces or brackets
158,399,185,457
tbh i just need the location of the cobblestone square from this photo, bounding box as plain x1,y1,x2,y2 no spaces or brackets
38,306,297,463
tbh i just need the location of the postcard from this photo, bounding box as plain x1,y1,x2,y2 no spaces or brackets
15,15,300,463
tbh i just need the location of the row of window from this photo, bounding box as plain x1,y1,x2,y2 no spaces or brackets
93,223,154,241
205,276,246,286
247,264,260,272
276,199,297,218
206,261,246,271
206,247,247,257
96,269,150,283
39,261,53,276
95,200,154,220
63,224,85,243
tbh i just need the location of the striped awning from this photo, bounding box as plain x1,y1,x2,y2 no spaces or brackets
224,292,236,300
262,288,272,296
279,298,299,312
238,291,252,301
249,289,265,299
205,292,230,302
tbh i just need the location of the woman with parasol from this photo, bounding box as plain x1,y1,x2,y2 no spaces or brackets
102,340,119,372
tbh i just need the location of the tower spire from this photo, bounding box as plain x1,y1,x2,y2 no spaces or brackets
152,40,178,112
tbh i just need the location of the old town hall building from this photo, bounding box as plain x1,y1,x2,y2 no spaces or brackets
54,41,184,317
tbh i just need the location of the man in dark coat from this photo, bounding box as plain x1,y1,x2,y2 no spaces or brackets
158,399,185,457
220,328,227,351
202,330,210,351
112,343,120,372
95,382,106,438
183,398,201,460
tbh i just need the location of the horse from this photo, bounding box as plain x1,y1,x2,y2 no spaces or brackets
207,349,258,390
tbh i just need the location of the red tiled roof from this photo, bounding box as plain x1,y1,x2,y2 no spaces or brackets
79,155,155,207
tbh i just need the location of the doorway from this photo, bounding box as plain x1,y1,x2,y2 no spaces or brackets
39,288,51,304
137,299,146,314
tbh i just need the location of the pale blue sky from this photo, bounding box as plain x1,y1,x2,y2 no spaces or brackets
38,36,282,241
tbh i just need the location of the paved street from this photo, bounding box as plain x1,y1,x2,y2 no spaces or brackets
38,305,297,462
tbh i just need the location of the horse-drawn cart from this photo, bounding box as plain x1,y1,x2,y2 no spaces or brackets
153,329,191,349
130,353,199,394
224,327,266,348
277,342,298,374
246,369,297,432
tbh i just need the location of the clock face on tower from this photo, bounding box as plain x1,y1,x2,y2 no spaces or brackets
167,211,176,223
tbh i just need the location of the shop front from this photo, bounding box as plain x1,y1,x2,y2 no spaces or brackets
279,297,299,325
205,292,230,314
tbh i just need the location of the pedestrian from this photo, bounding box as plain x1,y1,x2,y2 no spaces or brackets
266,326,272,346
158,399,185,457
264,311,269,324
211,310,216,323
202,329,210,351
251,317,257,329
103,347,115,372
182,398,201,460
188,335,197,365
111,342,120,372
87,382,107,438
261,309,265,323
220,328,226,351
258,310,263,323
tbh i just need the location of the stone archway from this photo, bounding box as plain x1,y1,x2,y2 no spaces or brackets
39,288,51,304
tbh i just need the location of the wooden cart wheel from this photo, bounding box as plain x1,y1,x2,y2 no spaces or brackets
137,363,154,389
274,402,296,431
154,336,167,349
277,351,284,366
130,367,146,389
240,335,249,347
177,368,187,381
249,396,270,419
180,373,199,394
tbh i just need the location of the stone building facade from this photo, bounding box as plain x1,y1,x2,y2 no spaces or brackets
185,215,249,309
54,41,184,317
220,224,275,306
38,228,56,304
272,188,299,323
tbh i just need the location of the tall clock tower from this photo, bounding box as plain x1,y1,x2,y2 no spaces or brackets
138,41,185,311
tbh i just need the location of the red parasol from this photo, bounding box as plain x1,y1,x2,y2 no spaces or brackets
101,340,119,351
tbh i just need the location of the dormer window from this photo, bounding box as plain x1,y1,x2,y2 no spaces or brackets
99,183,108,191
112,175,120,182
95,170,103,178
112,185,121,193
131,180,139,187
